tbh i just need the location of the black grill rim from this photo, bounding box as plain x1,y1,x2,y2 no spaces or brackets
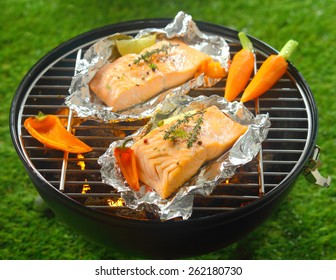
10,18,318,227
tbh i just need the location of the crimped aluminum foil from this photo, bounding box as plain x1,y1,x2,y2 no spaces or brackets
99,95,270,221
65,11,230,122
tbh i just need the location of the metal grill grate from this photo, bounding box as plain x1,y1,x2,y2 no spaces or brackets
18,33,310,220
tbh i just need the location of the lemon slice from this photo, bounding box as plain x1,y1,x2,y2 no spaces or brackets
116,34,157,56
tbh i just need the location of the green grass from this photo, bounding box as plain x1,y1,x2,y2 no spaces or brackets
1,0,335,260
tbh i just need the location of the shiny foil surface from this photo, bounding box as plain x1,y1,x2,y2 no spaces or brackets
65,11,230,122
99,95,270,221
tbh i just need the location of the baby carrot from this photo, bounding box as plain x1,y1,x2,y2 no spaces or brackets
224,32,255,102
240,39,298,103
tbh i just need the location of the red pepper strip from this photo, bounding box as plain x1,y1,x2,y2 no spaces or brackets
240,39,298,103
114,146,140,191
224,32,255,102
24,112,92,153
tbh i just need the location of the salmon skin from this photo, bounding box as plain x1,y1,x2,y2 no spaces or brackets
89,39,211,112
131,105,248,199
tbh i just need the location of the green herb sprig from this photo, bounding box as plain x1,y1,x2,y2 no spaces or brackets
187,113,204,148
133,43,178,71
163,111,204,148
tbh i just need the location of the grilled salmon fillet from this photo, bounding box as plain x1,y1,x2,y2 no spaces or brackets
89,39,211,111
131,106,248,199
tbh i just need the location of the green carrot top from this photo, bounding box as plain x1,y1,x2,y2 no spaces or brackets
279,39,299,60
238,32,254,52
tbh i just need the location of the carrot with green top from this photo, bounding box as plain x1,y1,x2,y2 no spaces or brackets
240,39,298,103
224,32,255,102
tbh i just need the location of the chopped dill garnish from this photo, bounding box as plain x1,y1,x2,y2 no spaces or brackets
163,111,204,148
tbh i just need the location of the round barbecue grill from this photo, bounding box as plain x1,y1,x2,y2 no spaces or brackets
10,18,328,259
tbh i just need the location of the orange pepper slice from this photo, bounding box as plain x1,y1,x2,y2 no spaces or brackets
195,58,226,79
24,112,92,153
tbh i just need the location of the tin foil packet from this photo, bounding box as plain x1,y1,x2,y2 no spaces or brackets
65,11,230,122
99,94,270,221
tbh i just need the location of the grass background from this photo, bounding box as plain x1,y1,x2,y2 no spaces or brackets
1,0,335,260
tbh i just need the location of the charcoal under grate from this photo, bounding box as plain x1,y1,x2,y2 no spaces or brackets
17,24,313,221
